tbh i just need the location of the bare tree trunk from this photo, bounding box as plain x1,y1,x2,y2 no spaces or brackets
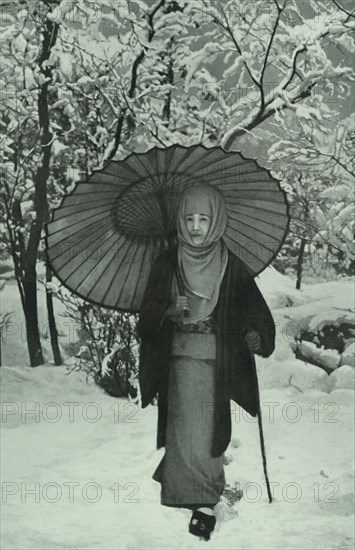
23,266,44,366
46,263,62,365
22,17,59,366
296,238,306,290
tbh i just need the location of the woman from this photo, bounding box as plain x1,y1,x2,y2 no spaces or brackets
137,184,275,540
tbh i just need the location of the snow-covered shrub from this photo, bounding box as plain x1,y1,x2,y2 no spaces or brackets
0,311,13,365
55,286,138,397
97,344,139,399
297,341,341,372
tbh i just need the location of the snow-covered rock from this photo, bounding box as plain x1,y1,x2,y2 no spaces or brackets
343,338,355,350
257,358,332,392
286,360,333,392
299,341,319,363
318,347,341,370
298,341,341,371
330,365,355,390
340,343,355,367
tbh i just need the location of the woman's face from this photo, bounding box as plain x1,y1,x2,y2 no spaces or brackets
185,212,211,245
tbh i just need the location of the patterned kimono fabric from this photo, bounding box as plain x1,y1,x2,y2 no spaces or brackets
153,184,228,509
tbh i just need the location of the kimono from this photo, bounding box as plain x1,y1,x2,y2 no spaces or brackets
137,245,275,507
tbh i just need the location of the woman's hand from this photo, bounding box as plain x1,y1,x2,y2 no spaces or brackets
164,295,190,320
244,330,261,353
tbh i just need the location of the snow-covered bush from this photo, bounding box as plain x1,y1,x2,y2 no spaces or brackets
55,285,139,397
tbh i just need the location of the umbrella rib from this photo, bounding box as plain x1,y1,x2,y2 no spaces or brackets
59,195,116,207
79,235,127,298
154,148,162,187
100,240,138,304
226,224,278,254
160,148,173,189
56,230,115,279
60,191,116,205
221,184,282,192
223,236,264,266
168,193,180,229
115,242,141,306
227,206,287,230
129,242,150,308
142,180,170,222
222,188,282,195
48,215,113,251
117,180,160,221
133,154,160,189
86,175,119,184
131,183,163,226
73,186,123,194
116,196,160,235
116,179,162,230
49,210,111,237
51,223,115,272
222,193,285,204
167,147,202,178
226,198,286,213
197,164,268,178
168,185,187,227
109,158,149,180
177,147,226,175
57,201,113,215
77,182,122,190
90,161,147,180
165,173,192,224
184,151,254,178
55,201,115,218
227,212,285,241
218,185,280,191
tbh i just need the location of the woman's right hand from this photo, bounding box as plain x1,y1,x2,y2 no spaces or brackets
164,295,190,320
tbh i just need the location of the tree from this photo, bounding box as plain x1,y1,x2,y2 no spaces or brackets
268,114,354,286
1,0,62,365
1,0,354,365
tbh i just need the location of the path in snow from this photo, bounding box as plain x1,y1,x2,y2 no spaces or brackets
1,366,353,550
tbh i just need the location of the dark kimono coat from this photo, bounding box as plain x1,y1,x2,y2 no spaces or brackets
137,246,275,457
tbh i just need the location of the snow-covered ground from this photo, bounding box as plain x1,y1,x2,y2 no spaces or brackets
1,267,354,549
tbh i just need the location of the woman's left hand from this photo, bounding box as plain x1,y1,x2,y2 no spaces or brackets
245,330,261,353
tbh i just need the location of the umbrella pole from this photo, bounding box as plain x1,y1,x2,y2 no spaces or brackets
167,236,189,318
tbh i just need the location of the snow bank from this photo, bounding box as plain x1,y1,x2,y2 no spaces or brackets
259,274,355,392
255,265,309,309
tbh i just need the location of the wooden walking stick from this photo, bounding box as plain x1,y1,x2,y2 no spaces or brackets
251,354,273,503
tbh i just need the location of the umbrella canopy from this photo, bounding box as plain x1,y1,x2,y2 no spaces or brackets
45,144,290,312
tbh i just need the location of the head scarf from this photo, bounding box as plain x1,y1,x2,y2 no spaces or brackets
173,184,228,323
